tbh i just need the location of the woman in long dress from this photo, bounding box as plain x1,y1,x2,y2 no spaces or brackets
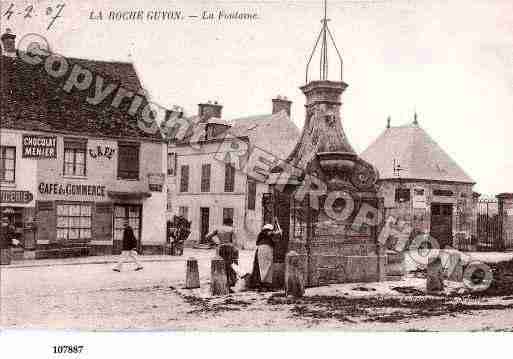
250,220,282,290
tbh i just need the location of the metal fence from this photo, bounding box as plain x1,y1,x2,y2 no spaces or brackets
472,199,503,251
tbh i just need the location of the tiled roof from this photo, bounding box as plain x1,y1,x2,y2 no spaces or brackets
164,110,301,164
361,122,474,183
1,54,162,141
230,111,301,162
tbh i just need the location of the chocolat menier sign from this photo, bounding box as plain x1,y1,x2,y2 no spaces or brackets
22,135,57,159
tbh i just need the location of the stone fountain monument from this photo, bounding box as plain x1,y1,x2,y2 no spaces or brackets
268,0,385,287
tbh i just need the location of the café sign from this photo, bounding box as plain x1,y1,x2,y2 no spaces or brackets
0,190,33,204
22,135,57,158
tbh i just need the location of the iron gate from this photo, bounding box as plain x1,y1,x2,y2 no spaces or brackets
472,199,503,251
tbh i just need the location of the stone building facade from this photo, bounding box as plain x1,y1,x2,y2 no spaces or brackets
1,31,167,257
361,119,475,249
163,99,300,249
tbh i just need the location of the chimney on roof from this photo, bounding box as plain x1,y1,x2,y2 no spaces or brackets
386,116,391,129
198,101,222,122
413,112,419,125
1,29,16,57
272,95,292,116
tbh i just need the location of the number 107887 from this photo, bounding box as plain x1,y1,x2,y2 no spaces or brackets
53,345,84,354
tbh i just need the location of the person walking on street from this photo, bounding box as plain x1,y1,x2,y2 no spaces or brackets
113,223,143,272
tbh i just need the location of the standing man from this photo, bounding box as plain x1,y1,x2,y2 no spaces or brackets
113,223,143,272
205,218,238,288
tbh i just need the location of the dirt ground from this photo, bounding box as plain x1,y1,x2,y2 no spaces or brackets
2,249,513,331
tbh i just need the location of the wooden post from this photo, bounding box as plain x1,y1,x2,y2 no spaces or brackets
185,257,200,289
210,256,229,296
427,255,444,293
285,251,304,297
0,248,12,265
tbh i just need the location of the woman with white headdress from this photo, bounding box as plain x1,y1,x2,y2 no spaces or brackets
249,218,282,291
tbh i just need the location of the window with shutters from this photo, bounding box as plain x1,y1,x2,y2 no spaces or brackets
56,202,92,241
201,164,211,192
180,165,189,192
63,138,87,176
224,163,235,192
223,207,234,225
0,146,15,182
247,178,256,210
117,142,140,180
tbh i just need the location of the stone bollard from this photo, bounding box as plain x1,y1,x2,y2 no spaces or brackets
427,255,444,293
210,255,229,296
0,248,12,265
285,251,305,298
185,257,200,289
445,252,463,282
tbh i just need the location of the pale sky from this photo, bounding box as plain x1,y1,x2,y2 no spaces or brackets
4,0,513,195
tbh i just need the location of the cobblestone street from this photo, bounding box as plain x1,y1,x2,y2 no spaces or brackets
1,249,513,331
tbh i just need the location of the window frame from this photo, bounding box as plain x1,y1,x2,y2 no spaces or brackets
63,138,87,177
201,163,211,192
0,146,16,183
222,207,234,225
224,163,235,192
117,141,140,180
395,187,411,203
167,152,177,176
247,178,257,210
55,201,93,242
180,165,190,192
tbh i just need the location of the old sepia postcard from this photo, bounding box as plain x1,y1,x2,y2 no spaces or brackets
1,0,512,357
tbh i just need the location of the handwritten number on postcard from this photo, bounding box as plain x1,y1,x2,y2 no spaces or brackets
2,3,65,30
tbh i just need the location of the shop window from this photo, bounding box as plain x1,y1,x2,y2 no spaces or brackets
0,146,15,182
224,163,235,192
395,188,411,203
201,164,211,192
56,203,92,241
247,179,257,210
117,142,140,180
178,206,188,219
180,165,189,192
167,152,176,176
223,207,234,225
63,138,87,176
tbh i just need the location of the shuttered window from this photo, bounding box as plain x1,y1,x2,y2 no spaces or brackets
0,146,15,182
118,142,140,180
180,165,189,192
247,179,257,210
224,163,235,192
201,164,211,192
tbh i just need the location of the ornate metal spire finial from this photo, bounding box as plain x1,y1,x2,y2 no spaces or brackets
305,0,343,83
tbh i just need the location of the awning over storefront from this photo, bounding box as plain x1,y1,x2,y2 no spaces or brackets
107,191,152,201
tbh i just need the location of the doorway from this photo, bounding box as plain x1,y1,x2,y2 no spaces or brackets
199,207,210,244
113,204,142,254
430,203,453,248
